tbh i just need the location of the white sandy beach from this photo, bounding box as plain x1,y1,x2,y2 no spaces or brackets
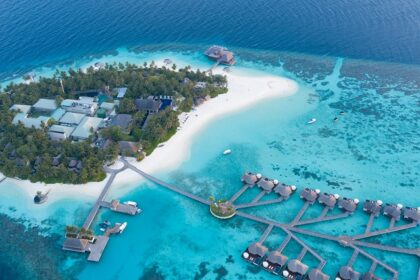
0,60,298,205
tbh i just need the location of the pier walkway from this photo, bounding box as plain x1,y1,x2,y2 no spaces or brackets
122,158,211,206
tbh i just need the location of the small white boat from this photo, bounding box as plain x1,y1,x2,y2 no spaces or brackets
223,149,232,155
307,118,317,124
119,222,128,233
124,201,137,207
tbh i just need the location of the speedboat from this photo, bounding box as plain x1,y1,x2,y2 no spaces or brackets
223,149,232,155
124,201,137,207
307,118,317,124
99,220,111,231
119,222,128,234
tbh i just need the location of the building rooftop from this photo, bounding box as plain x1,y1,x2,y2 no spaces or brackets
115,87,127,98
300,188,319,203
363,200,382,216
100,102,115,111
241,172,260,185
33,98,57,111
118,141,139,155
247,242,268,257
49,124,75,137
9,104,32,114
50,108,66,121
338,265,360,280
383,203,402,220
287,259,309,275
62,238,89,252
71,117,103,140
274,184,295,199
111,114,133,130
338,197,359,212
59,112,86,126
307,269,329,280
403,207,420,223
135,98,162,112
257,177,276,192
266,250,288,266
318,192,338,208
12,113,49,129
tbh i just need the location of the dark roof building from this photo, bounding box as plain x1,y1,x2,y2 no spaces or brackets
283,259,309,278
363,200,383,216
336,266,360,280
274,184,296,200
241,172,261,186
300,188,320,204
338,197,359,213
318,192,339,208
402,207,420,223
135,98,162,113
383,203,402,221
247,242,268,257
118,141,140,156
62,238,89,253
111,114,133,133
265,250,288,266
257,177,277,192
205,46,235,65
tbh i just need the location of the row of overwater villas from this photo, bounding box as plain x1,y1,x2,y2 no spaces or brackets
242,244,380,280
241,172,420,222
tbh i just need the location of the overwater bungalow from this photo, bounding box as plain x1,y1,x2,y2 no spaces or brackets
337,197,359,213
306,269,329,280
281,259,309,279
242,242,268,265
62,237,89,253
383,203,402,221
361,272,381,280
336,266,360,280
300,188,320,204
274,184,297,200
363,200,383,216
257,177,278,193
318,192,339,209
241,172,261,186
261,250,288,275
204,45,235,65
402,206,420,223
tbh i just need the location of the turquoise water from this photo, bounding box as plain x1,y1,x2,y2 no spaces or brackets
0,49,419,279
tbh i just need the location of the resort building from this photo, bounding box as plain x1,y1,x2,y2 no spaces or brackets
204,45,235,65
110,114,133,133
361,272,381,280
318,192,339,209
59,112,86,126
337,197,359,213
135,98,162,113
300,188,320,204
71,117,103,141
281,259,309,279
383,203,402,221
9,104,32,114
241,172,261,186
307,269,329,280
12,113,49,129
336,265,360,280
114,87,127,99
62,237,89,253
50,108,66,121
118,141,140,156
274,184,296,200
257,177,278,193
48,125,75,141
402,207,420,223
363,200,383,216
61,98,98,116
262,250,288,274
99,102,116,115
32,98,57,113
242,242,268,264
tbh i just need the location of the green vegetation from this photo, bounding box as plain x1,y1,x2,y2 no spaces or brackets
0,62,228,184
209,198,236,219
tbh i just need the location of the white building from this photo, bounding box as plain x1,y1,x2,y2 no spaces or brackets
61,98,98,116
48,125,75,141
71,117,103,141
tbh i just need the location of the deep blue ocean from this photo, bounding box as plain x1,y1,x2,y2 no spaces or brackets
0,0,419,279
1,0,420,79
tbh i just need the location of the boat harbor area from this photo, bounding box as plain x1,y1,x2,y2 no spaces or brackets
62,159,419,279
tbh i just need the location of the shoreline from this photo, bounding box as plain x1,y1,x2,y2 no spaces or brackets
0,56,298,207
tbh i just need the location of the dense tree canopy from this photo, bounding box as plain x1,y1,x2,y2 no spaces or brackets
0,62,228,184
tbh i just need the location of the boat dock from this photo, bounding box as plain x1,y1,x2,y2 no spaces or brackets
62,159,419,278
63,161,141,262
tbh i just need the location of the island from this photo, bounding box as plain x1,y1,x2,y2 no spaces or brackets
0,62,228,184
